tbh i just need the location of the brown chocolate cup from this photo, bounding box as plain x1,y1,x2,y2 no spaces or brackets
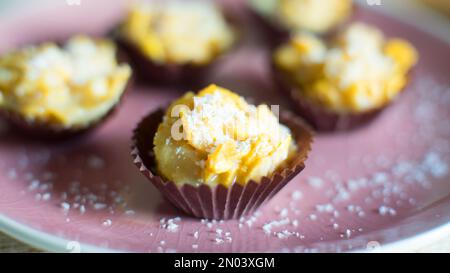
272,62,387,132
131,107,313,220
115,37,215,88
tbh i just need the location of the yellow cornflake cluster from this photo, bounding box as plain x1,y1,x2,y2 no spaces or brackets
274,23,418,113
0,35,131,127
153,84,296,187
120,1,235,65
250,0,352,33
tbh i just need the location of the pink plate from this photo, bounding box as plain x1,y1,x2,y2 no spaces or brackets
0,0,449,252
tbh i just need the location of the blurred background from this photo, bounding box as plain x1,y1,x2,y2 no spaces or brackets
423,0,450,15
0,0,450,16
0,0,448,38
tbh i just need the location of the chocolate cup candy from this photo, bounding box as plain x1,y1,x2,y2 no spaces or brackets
131,107,313,220
0,48,133,141
271,59,411,132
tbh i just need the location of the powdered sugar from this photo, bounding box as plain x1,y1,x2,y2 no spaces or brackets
160,217,181,232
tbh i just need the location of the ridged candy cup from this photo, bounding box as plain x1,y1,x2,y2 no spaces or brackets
131,108,313,220
115,37,214,87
